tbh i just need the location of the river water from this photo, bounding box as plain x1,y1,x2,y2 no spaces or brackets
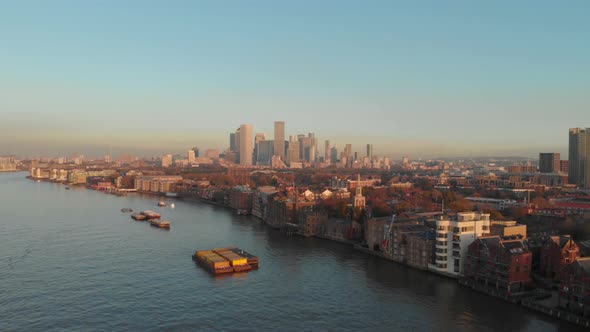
0,172,583,331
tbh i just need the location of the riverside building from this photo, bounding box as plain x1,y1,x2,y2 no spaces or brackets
430,212,491,277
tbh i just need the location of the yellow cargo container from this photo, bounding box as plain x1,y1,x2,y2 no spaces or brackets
215,251,248,266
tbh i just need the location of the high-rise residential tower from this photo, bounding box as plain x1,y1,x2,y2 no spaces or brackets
569,128,590,188
539,153,560,173
239,124,254,166
274,121,285,161
324,140,330,163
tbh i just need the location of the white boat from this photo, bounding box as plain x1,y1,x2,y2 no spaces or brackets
170,203,175,208
157,201,166,207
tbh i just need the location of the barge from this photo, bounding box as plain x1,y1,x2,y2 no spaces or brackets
150,220,171,229
140,210,161,219
229,247,259,268
131,213,147,221
192,247,259,274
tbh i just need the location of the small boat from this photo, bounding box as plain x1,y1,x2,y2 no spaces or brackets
140,210,161,219
150,220,171,229
158,201,166,207
121,208,133,213
131,213,146,221
170,203,175,208
65,187,71,190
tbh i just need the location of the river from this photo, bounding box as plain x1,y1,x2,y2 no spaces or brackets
0,172,583,331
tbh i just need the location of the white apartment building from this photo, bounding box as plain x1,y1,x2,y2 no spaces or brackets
430,212,491,277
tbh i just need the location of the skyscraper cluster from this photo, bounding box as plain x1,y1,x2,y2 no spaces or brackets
227,121,376,168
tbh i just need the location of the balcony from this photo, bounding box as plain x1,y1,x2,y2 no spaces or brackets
436,256,448,264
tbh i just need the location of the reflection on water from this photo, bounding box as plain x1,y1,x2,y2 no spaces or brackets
0,172,583,332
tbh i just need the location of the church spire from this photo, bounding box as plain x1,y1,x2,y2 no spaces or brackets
354,174,365,209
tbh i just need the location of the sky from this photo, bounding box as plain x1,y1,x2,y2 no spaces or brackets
1,0,589,159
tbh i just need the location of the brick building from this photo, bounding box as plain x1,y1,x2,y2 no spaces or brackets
405,230,436,270
559,257,590,317
464,236,532,293
539,235,581,279
298,211,327,237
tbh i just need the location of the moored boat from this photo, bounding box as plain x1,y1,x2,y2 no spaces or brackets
131,213,146,221
150,220,171,229
140,210,161,219
121,208,133,213
157,201,166,207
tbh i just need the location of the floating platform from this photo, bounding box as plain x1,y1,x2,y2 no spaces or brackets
192,247,258,274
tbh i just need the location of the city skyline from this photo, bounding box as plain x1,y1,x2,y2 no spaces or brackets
1,1,589,158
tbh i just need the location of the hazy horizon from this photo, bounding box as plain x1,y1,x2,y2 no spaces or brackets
1,1,588,159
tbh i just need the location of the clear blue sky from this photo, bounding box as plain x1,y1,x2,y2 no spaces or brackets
1,0,588,158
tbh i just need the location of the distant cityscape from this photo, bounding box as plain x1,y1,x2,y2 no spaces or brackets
2,125,590,326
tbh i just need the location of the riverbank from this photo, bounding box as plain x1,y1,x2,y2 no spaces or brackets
23,175,590,329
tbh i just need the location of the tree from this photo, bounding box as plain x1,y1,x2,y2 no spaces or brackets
482,208,503,220
449,199,473,213
119,175,136,189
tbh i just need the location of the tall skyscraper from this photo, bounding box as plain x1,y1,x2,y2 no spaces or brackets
324,140,330,163
330,145,339,163
308,133,317,162
274,121,285,161
234,127,241,162
229,133,237,152
569,128,590,188
539,153,560,173
239,124,254,166
366,144,373,160
287,139,300,165
188,150,195,164
256,140,274,166
254,133,266,165
344,144,352,160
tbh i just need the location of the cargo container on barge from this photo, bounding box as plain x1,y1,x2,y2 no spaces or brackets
229,247,259,268
213,249,252,272
193,250,234,274
192,248,258,274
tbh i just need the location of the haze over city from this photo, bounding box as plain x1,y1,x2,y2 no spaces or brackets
1,1,589,158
